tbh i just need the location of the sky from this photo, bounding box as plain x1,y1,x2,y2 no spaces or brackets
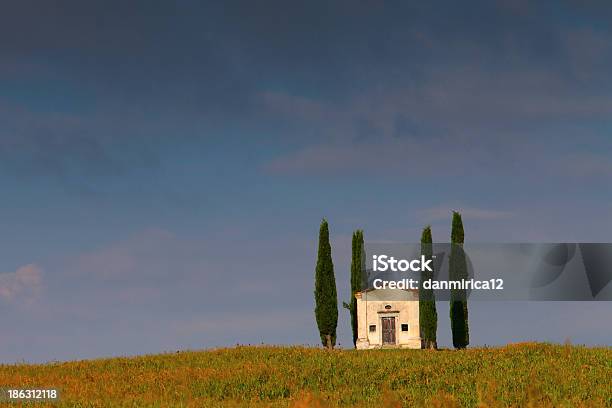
1,0,611,363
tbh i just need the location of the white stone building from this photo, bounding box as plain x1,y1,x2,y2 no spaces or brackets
355,288,421,349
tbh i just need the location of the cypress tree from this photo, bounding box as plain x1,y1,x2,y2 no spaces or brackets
449,211,469,349
344,229,364,348
314,219,338,349
419,226,438,349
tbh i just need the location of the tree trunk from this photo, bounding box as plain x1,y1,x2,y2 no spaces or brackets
423,339,437,350
325,334,333,350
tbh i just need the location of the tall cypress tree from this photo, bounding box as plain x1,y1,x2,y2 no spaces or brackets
419,226,438,349
344,229,364,348
314,219,338,349
449,211,469,349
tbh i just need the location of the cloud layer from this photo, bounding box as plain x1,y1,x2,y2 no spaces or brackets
0,264,43,302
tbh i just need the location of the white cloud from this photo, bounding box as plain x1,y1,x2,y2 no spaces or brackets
0,263,43,302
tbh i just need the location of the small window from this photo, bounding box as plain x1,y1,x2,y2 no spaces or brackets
369,325,376,332
384,304,392,310
401,324,409,332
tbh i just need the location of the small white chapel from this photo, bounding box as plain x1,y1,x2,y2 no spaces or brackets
355,288,421,349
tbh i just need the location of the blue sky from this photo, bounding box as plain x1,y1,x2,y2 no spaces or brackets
1,0,611,362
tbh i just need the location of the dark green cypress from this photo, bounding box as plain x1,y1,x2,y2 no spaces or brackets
419,226,438,349
449,211,469,349
344,229,363,348
314,219,338,349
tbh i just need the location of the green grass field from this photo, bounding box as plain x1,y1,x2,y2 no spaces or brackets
1,343,610,407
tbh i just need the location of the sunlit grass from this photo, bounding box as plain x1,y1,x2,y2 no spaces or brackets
0,343,610,407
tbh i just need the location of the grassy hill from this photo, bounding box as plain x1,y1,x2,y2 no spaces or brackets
0,343,610,407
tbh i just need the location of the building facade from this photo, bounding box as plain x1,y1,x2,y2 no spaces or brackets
355,288,421,349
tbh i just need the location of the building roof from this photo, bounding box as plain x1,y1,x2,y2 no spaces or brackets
356,288,418,301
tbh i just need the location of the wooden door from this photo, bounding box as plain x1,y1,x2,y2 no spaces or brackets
381,317,396,345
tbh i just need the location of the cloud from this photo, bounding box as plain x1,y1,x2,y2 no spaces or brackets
0,99,165,188
68,228,192,284
258,43,612,177
61,226,320,308
0,264,43,302
260,91,332,123
2,1,612,188
263,137,490,176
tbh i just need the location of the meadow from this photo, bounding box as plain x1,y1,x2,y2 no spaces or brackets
0,343,610,407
